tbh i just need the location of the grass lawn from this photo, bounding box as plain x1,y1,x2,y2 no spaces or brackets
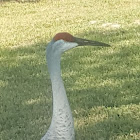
0,0,140,139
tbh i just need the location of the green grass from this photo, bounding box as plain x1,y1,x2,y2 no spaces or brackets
0,0,140,139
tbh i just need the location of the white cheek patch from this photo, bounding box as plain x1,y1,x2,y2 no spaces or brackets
62,42,78,52
53,40,65,49
49,39,78,55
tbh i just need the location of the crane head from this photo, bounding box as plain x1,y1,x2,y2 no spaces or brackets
47,32,110,57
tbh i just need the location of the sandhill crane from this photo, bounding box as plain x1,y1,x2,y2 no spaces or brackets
41,32,110,140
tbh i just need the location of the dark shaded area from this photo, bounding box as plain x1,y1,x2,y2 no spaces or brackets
76,116,140,140
0,43,50,139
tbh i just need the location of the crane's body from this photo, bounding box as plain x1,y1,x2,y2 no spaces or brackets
41,32,110,140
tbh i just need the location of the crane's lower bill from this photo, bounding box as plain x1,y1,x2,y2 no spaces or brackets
74,37,110,47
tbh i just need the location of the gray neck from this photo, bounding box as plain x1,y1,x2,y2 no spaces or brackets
48,58,69,112
44,57,75,139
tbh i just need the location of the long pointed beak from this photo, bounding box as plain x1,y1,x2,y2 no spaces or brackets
74,37,110,47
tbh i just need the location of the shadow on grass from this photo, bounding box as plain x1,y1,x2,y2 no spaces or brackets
76,116,140,140
62,26,140,139
0,43,52,139
0,25,140,139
